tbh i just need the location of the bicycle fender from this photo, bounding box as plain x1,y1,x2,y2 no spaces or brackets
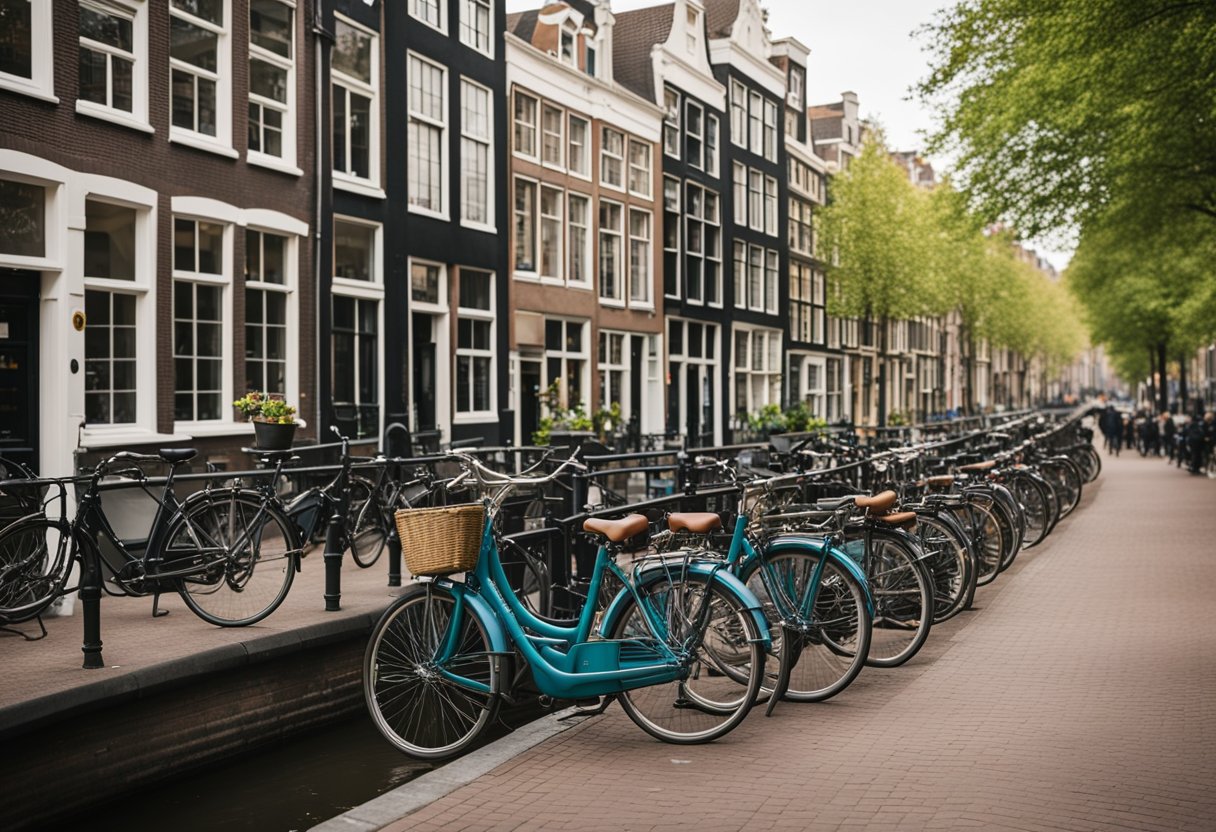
434,579,512,656
762,534,876,616
596,562,772,652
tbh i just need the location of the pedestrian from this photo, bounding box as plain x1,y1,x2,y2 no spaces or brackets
1186,411,1207,474
1100,406,1119,454
1161,412,1176,462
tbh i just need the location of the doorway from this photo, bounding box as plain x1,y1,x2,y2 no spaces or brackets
519,358,542,446
0,271,39,470
411,312,436,434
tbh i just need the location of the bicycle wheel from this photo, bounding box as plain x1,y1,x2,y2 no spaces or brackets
986,485,1023,572
1010,473,1050,548
163,490,298,627
742,547,871,702
609,571,763,744
1041,459,1082,518
364,583,499,760
347,476,388,569
0,517,74,623
914,512,973,623
848,533,932,668
960,499,1004,588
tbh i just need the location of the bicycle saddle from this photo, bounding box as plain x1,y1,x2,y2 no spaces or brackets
814,495,856,511
584,513,648,543
870,511,917,527
158,448,198,464
958,460,997,473
854,490,898,513
925,475,954,488
667,512,722,534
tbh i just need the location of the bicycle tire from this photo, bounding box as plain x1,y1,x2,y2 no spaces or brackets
0,517,74,623
163,490,298,627
914,511,973,623
847,531,932,668
1009,472,1050,548
958,498,1003,588
364,582,499,760
608,571,764,744
347,475,388,569
1041,458,1082,518
740,547,872,702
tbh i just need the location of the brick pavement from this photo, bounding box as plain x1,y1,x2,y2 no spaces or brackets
378,453,1216,832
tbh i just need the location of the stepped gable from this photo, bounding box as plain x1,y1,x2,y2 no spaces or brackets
612,3,676,101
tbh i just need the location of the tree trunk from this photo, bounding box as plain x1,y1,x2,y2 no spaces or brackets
1147,345,1156,410
877,317,888,427
1179,354,1188,413
1157,341,1169,414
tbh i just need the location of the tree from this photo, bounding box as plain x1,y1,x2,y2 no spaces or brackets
917,0,1216,240
817,137,948,425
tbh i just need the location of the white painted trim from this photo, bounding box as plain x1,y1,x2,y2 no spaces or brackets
169,130,241,158
247,152,303,177
707,39,785,98
333,176,387,200
75,100,156,134
0,0,55,101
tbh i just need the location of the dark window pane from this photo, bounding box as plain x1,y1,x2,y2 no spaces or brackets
261,233,285,284
78,47,107,104
113,392,136,423
113,327,136,358
332,295,354,329
172,69,195,129
456,355,470,412
112,57,133,111
0,0,32,78
197,77,217,135
169,15,217,71
349,93,370,179
113,360,136,390
459,270,491,311
0,178,45,258
85,328,109,360
174,219,195,271
545,319,562,351
86,392,108,423
332,86,347,173
197,392,221,421
250,0,292,58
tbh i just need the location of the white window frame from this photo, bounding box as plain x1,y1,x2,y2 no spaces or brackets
598,328,630,419
600,127,625,192
748,90,763,152
332,13,381,195
685,181,720,308
455,268,497,420
686,99,704,170
763,98,778,162
247,0,297,173
539,183,564,282
764,175,778,236
733,240,746,310
627,138,652,199
542,318,590,412
568,113,590,179
705,113,719,177
567,192,592,289
331,215,385,436
409,0,446,34
76,0,152,133
171,214,234,429
628,207,652,307
0,0,56,102
458,0,493,58
663,86,680,158
513,89,539,160
730,78,746,148
662,175,680,299
169,0,234,157
541,102,565,169
407,50,448,219
733,162,746,225
460,76,494,231
748,168,763,231
765,248,779,314
243,226,298,405
512,175,538,278
733,324,782,422
598,197,624,305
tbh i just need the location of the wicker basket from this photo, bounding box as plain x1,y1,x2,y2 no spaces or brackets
395,504,485,576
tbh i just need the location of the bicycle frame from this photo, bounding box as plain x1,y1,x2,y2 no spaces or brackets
430,507,770,702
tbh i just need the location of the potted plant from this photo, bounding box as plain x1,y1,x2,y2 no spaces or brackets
234,391,298,450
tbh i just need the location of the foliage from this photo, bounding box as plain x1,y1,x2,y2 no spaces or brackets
886,410,912,427
747,403,829,436
917,0,1216,239
531,381,603,446
233,391,298,425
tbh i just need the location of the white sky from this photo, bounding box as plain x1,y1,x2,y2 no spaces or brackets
504,0,1073,267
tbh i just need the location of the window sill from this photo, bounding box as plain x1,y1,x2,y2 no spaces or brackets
334,176,386,200
459,219,497,234
169,130,239,159
599,298,627,309
628,302,656,312
0,75,58,104
174,421,256,439
248,153,302,177
408,205,449,222
76,101,154,134
453,412,497,425
513,271,540,282
81,428,192,450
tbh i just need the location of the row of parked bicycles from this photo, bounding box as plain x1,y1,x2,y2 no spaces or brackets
361,409,1102,759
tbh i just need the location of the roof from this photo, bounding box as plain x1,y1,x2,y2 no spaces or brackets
704,0,740,38
506,10,539,41
611,3,675,102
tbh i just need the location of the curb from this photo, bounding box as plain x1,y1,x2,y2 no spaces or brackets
308,707,589,832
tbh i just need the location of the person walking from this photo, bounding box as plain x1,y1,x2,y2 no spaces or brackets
1186,411,1208,474
1162,412,1177,462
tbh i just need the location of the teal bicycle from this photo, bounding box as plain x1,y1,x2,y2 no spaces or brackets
363,451,770,759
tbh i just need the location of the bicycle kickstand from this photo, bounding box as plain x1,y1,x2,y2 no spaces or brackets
151,593,170,618
0,614,48,641
559,695,615,720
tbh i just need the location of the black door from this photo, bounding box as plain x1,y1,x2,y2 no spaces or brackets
520,359,541,445
630,335,644,438
411,313,436,432
685,365,700,448
0,271,39,470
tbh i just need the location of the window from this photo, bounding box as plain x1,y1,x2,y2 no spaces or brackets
663,87,680,158
559,23,575,65
568,193,590,287
244,229,290,398
172,217,227,423
790,198,812,254
733,326,781,419
513,178,536,272
598,330,627,415
628,208,651,305
788,67,804,108
705,114,719,175
748,168,763,230
83,200,140,426
541,103,564,167
0,178,45,258
748,90,762,151
513,91,538,158
733,241,746,310
733,163,746,225
826,357,843,421
598,199,623,302
0,0,53,99
170,0,229,144
686,100,703,169
460,78,492,226
686,5,699,51
544,318,588,410
585,45,596,76
730,79,746,147
568,114,589,177
332,217,381,439
765,249,779,314
411,261,442,305
410,0,443,32
627,139,652,198
408,53,446,215
748,244,763,310
663,176,680,298
456,270,494,415
763,99,778,161
539,185,563,280
78,1,137,117
667,317,718,442
248,0,294,164
764,175,778,236
790,261,812,344
332,16,377,186
601,127,624,190
685,183,720,306
459,0,491,55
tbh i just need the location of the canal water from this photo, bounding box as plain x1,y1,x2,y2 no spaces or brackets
61,707,540,832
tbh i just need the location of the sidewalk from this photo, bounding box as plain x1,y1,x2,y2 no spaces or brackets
327,453,1216,832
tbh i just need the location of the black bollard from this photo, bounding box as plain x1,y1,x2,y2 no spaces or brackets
386,521,402,587
323,509,344,611
80,552,104,669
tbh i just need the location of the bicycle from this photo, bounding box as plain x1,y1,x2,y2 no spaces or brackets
0,449,301,628
363,450,770,759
